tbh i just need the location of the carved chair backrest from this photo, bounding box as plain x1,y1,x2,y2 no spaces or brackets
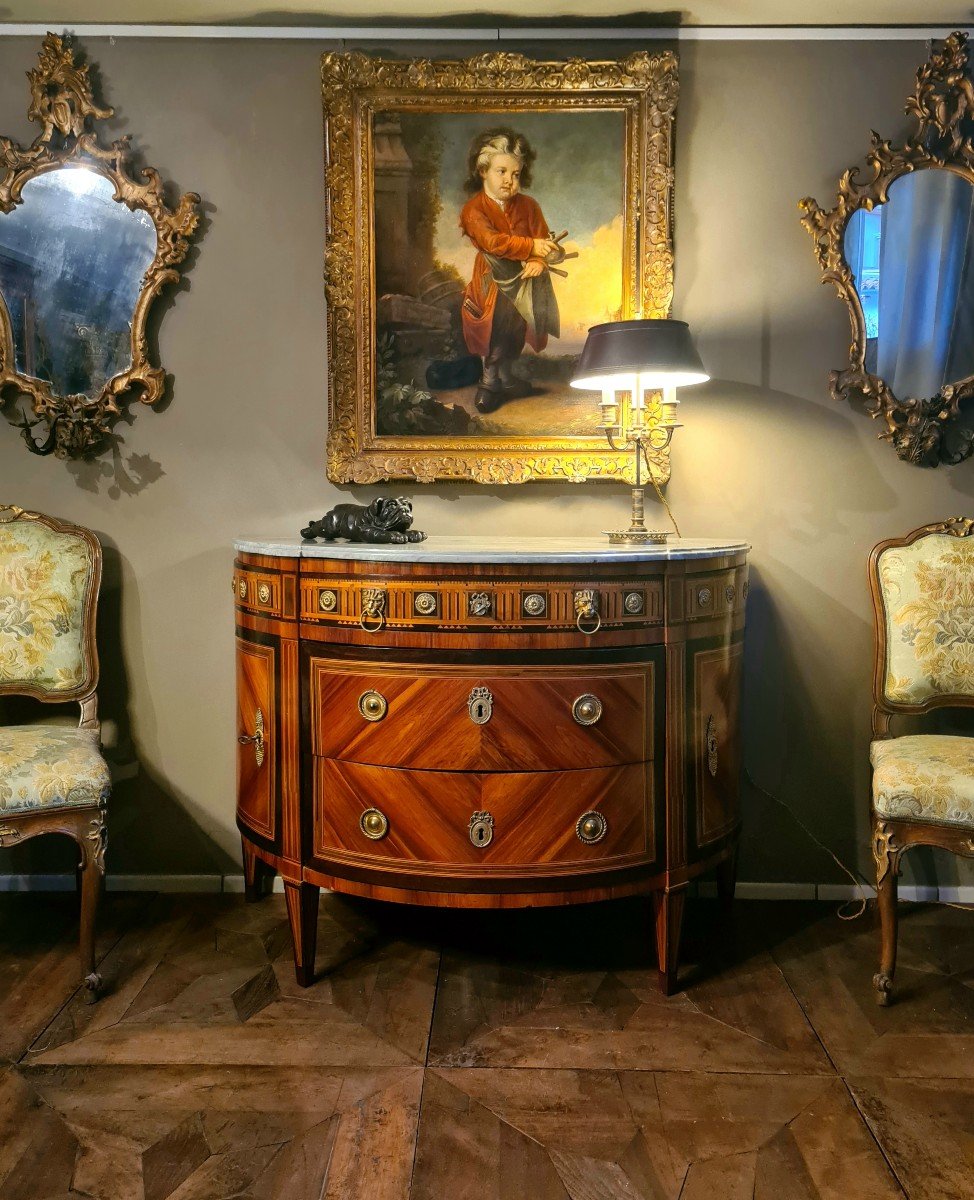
869,518,974,734
0,505,101,727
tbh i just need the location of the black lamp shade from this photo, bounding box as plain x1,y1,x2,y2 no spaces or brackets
570,319,709,391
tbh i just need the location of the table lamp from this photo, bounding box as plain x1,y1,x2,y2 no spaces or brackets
570,318,709,544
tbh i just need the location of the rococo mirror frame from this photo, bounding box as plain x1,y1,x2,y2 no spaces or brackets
322,50,678,485
0,34,200,459
800,32,974,467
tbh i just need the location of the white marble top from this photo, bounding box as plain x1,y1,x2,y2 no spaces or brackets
234,535,749,563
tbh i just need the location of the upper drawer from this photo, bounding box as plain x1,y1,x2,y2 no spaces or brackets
308,657,653,771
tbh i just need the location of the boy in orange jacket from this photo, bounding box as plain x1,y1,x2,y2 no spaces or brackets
459,128,561,413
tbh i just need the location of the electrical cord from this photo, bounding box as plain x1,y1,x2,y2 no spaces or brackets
642,444,681,538
745,767,973,916
745,768,871,920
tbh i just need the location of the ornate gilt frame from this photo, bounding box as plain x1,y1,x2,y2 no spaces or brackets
800,32,974,467
0,34,200,459
321,50,678,485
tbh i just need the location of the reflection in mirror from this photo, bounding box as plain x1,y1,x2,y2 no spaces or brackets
0,168,156,398
845,170,974,399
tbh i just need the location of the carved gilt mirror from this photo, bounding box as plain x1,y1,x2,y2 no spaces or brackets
801,32,974,466
0,34,200,458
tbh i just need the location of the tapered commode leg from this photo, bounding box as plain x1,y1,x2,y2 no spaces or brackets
283,880,319,987
242,838,275,902
653,888,687,996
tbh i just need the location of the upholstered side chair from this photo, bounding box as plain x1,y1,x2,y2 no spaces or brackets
0,504,110,1001
868,517,974,1006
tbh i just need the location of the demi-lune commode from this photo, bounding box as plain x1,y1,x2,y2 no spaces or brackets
232,535,749,995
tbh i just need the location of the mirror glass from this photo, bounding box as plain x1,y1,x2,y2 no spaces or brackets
0,168,156,397
845,170,974,399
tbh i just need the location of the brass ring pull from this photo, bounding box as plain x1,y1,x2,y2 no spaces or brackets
576,811,608,844
576,611,601,636
360,808,389,840
574,589,600,636
360,587,387,633
237,708,265,767
572,694,603,725
358,690,388,721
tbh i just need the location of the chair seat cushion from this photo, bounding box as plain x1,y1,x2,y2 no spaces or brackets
0,725,110,813
871,734,974,829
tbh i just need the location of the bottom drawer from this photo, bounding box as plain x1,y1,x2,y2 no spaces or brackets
312,758,653,873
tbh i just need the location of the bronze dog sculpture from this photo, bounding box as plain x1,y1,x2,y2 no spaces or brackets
301,497,427,545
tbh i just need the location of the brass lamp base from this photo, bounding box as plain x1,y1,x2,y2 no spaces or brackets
604,529,671,545
603,485,672,545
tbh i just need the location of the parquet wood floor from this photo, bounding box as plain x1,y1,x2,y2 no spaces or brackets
0,892,970,1198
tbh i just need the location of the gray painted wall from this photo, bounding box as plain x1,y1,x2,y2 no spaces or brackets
1,32,969,887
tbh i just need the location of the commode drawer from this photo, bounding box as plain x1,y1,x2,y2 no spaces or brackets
308,657,653,771
312,759,653,871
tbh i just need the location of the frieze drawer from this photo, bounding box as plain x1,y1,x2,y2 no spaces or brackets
308,657,653,771
313,758,653,872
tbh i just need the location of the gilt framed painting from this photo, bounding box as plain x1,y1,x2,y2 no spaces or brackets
321,50,677,484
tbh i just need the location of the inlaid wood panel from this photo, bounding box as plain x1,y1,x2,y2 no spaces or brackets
300,573,664,631
690,639,744,851
309,658,652,772
235,637,275,844
313,759,652,873
232,568,285,618
684,567,748,623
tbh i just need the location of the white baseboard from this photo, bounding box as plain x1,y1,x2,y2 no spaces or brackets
1,874,972,903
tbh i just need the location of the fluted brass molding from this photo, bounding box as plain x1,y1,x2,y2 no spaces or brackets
800,32,974,466
0,34,201,459
321,49,678,485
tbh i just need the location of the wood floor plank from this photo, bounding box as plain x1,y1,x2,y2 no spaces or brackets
772,902,974,1078
3,1064,424,1200
412,1068,903,1200
28,894,439,1071
848,1076,974,1200
3,896,970,1197
0,892,152,1063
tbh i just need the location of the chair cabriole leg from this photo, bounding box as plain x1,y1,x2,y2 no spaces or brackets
873,818,901,1007
78,806,106,1004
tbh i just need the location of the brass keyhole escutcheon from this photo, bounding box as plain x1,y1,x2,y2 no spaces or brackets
469,810,494,848
237,708,265,768
358,690,388,722
572,694,603,725
576,811,607,844
706,714,719,777
467,686,493,725
360,808,389,840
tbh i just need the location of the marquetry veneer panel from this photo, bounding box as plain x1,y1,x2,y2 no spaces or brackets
308,658,652,771
312,759,652,872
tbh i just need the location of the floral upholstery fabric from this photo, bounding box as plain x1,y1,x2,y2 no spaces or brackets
871,735,974,828
0,518,94,694
877,534,974,705
0,725,110,813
